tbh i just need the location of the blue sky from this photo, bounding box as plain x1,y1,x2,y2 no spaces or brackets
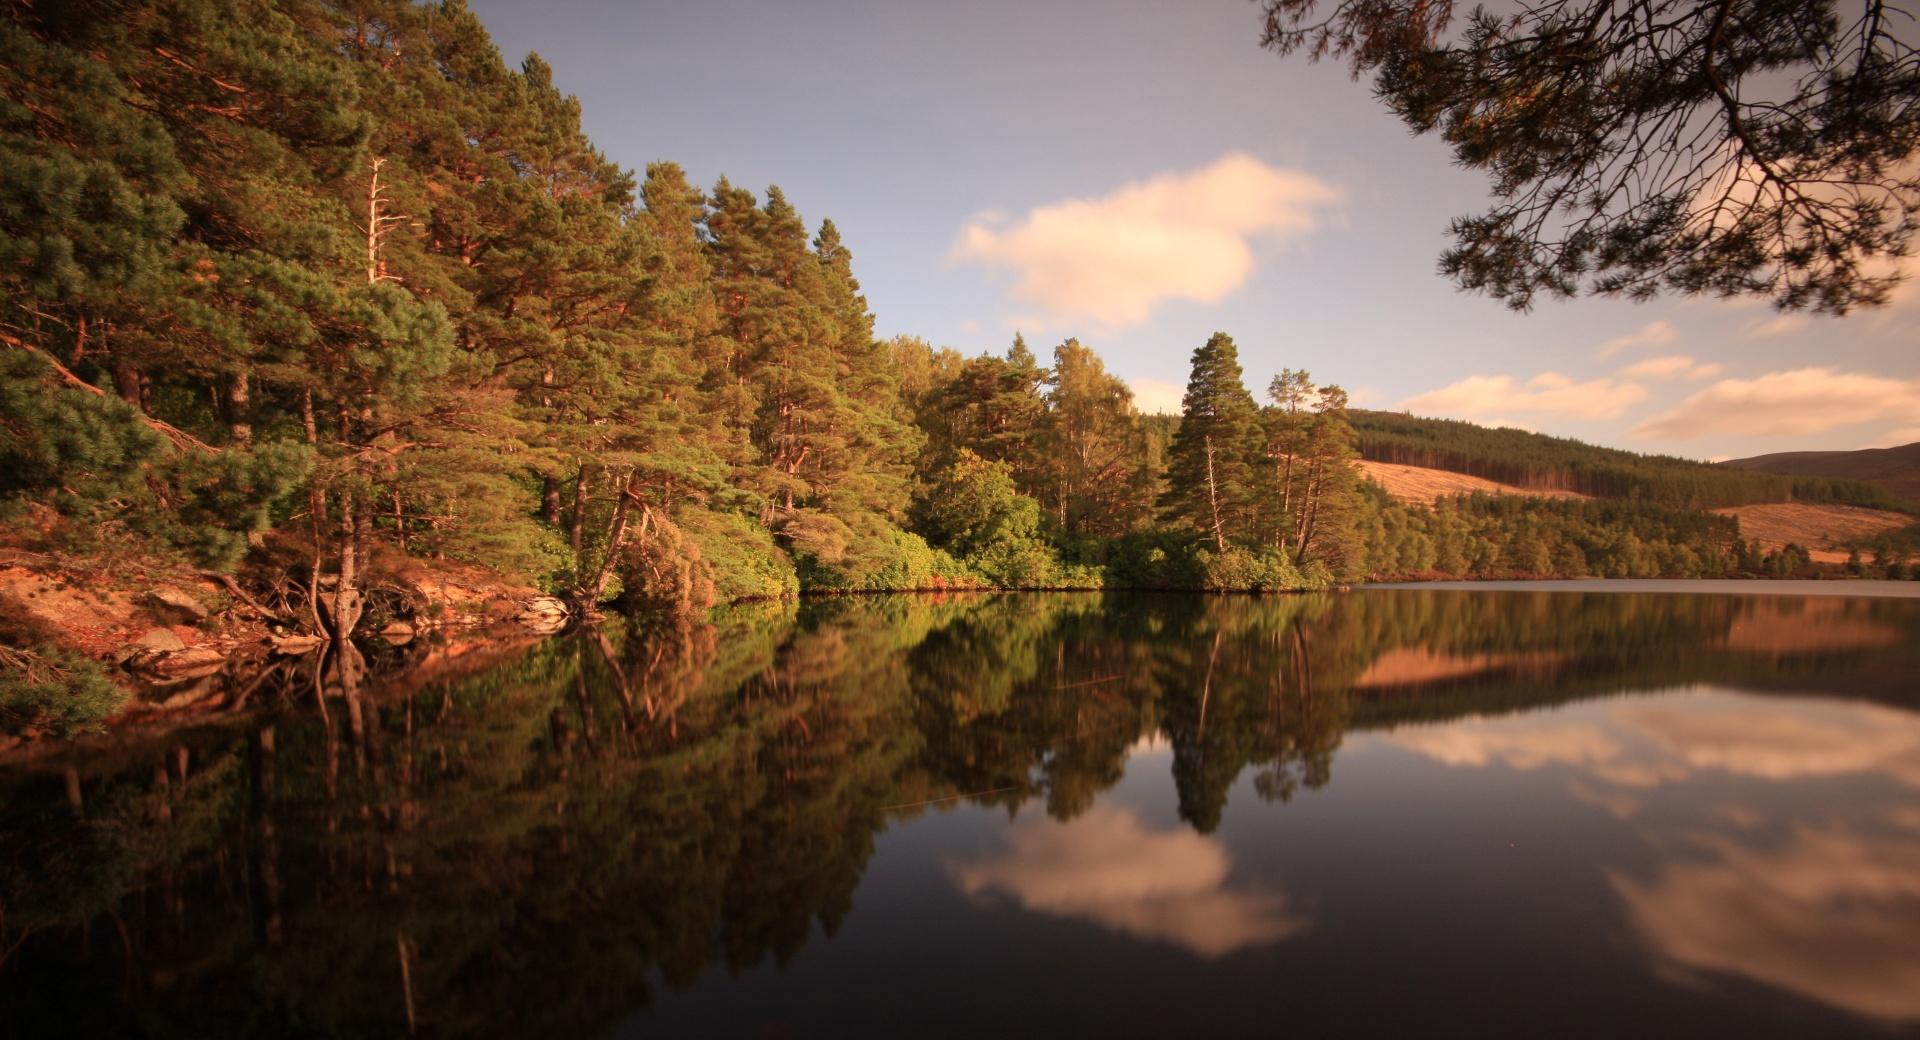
469,0,1920,460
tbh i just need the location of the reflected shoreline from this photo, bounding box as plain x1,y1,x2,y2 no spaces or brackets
3,588,1916,1037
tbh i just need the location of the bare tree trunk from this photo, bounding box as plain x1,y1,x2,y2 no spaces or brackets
1203,435,1227,552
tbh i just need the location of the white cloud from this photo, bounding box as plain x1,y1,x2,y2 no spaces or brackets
1400,372,1648,421
1595,320,1677,359
951,805,1308,958
1128,377,1186,416
1631,367,1920,440
951,153,1341,329
1618,355,1724,381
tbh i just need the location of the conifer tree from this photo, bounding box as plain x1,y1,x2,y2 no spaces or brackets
1161,333,1267,549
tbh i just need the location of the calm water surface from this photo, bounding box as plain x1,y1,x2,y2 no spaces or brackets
3,586,1917,1037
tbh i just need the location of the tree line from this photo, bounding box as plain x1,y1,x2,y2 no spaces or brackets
0,0,1376,644
2,0,1898,666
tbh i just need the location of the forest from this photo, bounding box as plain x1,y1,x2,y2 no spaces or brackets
0,0,1377,629
2,0,1912,717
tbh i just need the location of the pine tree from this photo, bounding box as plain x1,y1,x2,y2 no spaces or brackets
1161,333,1267,549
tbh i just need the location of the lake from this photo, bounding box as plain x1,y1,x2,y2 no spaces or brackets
3,585,1918,1037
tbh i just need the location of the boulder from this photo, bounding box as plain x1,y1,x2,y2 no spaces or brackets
144,588,209,624
132,628,187,653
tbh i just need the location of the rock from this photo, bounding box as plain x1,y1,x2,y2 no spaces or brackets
269,633,324,655
517,596,569,620
484,598,520,620
133,628,187,653
150,646,227,679
379,621,415,645
144,588,209,624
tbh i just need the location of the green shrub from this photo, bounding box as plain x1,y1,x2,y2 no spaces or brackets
0,602,127,738
676,506,798,601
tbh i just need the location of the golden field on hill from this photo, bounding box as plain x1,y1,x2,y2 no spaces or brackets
1357,460,1589,506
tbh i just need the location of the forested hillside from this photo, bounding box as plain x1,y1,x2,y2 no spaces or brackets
1352,410,1904,509
1723,442,1920,504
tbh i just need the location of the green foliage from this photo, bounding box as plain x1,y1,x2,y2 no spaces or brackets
1357,494,1743,580
675,506,798,601
0,604,126,738
1160,332,1268,548
0,350,305,569
1192,545,1318,593
915,450,1067,588
787,509,973,592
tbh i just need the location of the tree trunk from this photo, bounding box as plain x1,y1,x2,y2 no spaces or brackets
568,466,589,554
112,361,142,408
226,370,252,444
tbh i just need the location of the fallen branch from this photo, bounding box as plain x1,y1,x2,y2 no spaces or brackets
1,332,216,454
199,570,286,621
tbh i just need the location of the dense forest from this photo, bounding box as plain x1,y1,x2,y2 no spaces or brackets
1,0,1912,711
0,0,1375,632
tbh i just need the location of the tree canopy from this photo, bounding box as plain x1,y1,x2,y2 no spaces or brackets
1259,0,1920,313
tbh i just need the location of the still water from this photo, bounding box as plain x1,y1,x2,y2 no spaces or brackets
3,587,1917,1037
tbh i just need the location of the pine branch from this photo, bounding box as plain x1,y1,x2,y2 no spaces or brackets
0,332,217,454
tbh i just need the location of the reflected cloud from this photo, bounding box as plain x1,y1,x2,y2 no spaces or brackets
1386,717,1623,771
1388,694,1920,791
1616,696,1920,788
951,805,1306,957
1613,827,1920,1022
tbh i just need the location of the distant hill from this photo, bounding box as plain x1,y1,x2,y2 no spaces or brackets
1722,442,1920,504
1350,410,1906,511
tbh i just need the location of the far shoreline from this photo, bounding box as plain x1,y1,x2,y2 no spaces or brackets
1361,577,1920,599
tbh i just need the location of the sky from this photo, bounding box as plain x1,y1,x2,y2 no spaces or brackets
468,0,1920,461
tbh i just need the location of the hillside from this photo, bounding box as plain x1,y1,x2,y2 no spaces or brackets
1358,460,1587,506
1351,410,1904,511
1712,503,1913,562
1722,442,1920,504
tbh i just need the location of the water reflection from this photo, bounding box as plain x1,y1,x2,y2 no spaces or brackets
0,589,1916,1036
952,803,1307,958
1613,825,1920,1023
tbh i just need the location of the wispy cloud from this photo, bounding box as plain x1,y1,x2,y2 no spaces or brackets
951,153,1341,330
1631,367,1920,440
1618,355,1723,381
1595,320,1677,359
1401,372,1648,421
